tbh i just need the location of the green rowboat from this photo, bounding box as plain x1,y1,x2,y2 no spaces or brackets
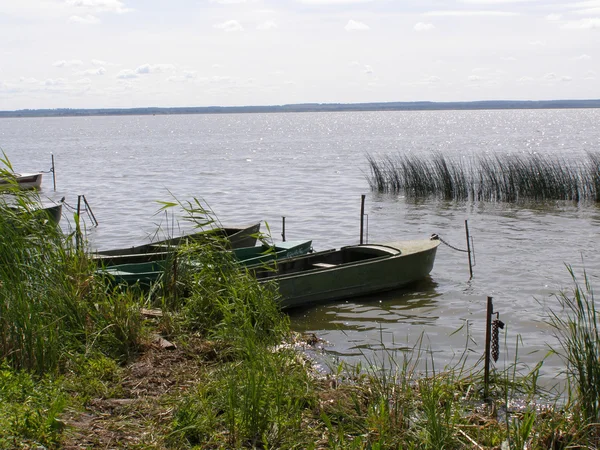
251,237,440,309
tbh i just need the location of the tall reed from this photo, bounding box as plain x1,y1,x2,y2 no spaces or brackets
548,267,600,438
367,151,600,203
0,188,142,374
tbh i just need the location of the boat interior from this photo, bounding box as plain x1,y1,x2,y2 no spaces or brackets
253,245,397,278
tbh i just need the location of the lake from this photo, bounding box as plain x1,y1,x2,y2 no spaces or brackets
1,108,599,387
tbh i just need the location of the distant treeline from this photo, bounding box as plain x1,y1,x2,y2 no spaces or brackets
2,99,600,118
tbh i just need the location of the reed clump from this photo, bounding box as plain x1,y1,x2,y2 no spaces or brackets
367,151,600,203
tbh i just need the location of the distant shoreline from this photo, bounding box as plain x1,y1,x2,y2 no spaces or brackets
1,99,600,118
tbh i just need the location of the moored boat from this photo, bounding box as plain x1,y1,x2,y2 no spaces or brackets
98,239,313,286
0,172,43,190
94,222,261,265
251,237,440,309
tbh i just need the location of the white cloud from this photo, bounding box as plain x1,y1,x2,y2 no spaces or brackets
414,22,435,31
425,10,518,16
68,14,100,24
19,77,39,84
518,76,535,82
364,65,374,74
65,0,133,14
44,78,67,86
53,60,84,67
543,72,557,80
561,18,600,29
529,40,546,46
92,59,107,66
297,0,374,4
344,20,370,31
257,21,278,30
561,76,573,82
116,69,137,79
468,75,482,81
135,64,176,74
75,67,106,76
546,13,562,21
585,70,597,79
214,20,244,32
167,71,197,82
426,76,441,83
210,0,248,3
576,54,592,60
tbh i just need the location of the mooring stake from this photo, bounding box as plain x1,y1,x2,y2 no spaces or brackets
360,194,365,244
51,154,56,191
484,296,493,401
465,220,473,279
282,216,286,242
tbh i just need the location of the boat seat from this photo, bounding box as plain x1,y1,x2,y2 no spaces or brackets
312,262,337,268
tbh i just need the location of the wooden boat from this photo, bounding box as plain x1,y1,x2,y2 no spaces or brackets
6,199,63,224
98,239,313,286
94,222,261,265
0,172,43,189
251,238,440,309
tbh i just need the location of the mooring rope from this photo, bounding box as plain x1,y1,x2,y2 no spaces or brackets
432,234,470,253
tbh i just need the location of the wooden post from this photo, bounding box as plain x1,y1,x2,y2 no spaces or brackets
51,154,56,191
360,194,365,244
484,296,494,401
281,216,286,242
76,195,82,251
465,219,473,279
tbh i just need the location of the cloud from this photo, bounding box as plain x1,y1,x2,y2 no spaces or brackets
561,18,600,29
364,65,374,74
425,75,441,83
546,13,562,21
414,22,435,31
529,40,546,46
44,78,68,86
518,76,535,82
344,19,370,31
116,69,137,79
135,64,176,74
167,71,197,82
576,54,592,60
561,75,573,82
68,14,100,24
585,70,597,79
425,10,518,16
75,67,106,76
297,0,374,4
257,21,278,30
65,0,133,14
468,75,482,81
214,20,244,32
543,72,557,80
92,59,108,66
53,60,84,67
19,77,39,84
210,0,248,3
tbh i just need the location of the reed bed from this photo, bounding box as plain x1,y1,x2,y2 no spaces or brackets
367,151,600,203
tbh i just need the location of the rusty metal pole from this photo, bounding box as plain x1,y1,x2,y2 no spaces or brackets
281,216,286,242
484,296,494,401
360,194,365,244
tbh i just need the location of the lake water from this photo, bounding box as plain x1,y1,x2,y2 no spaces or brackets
1,109,599,388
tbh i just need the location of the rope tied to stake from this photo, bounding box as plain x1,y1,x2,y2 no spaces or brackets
491,313,505,363
432,233,470,253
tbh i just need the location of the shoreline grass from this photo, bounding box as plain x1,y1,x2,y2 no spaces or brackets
367,151,600,203
2,186,600,447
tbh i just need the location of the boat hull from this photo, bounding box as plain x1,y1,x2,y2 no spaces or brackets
94,222,261,264
0,172,43,190
254,239,440,309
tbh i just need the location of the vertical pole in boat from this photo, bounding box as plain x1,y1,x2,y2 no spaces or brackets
360,194,365,244
51,154,56,191
465,220,473,279
281,216,286,242
484,296,494,401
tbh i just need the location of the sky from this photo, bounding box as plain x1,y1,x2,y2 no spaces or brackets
0,0,599,110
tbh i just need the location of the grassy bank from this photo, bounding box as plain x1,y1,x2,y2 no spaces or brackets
367,151,600,203
1,191,600,448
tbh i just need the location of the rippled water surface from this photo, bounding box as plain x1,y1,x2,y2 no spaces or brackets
2,109,599,385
